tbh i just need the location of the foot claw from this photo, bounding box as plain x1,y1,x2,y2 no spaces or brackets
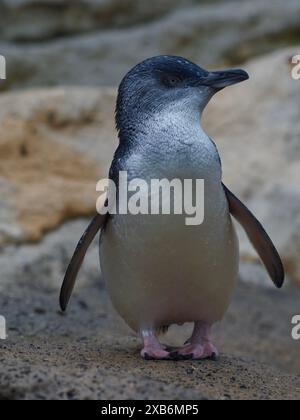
143,352,151,360
209,352,219,361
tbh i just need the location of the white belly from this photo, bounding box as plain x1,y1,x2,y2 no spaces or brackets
100,186,239,332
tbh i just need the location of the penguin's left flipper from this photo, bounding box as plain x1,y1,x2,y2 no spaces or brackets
59,213,107,312
223,183,284,288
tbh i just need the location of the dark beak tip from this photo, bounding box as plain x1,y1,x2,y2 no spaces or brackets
201,68,249,89
223,68,250,87
237,69,250,81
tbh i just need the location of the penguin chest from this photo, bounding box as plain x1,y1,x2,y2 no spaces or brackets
100,135,239,331
100,188,239,332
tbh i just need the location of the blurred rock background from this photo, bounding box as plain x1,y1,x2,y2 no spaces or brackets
0,0,300,90
0,0,300,400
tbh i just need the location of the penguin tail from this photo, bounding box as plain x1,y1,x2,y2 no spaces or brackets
59,213,107,312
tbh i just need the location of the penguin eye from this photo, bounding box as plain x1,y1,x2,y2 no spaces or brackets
163,74,183,88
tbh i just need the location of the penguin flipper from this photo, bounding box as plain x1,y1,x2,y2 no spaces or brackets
60,213,107,311
223,183,284,288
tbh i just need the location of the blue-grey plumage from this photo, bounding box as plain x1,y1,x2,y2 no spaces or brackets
60,56,284,360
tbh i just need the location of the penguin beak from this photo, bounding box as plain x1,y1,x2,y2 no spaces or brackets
201,68,249,89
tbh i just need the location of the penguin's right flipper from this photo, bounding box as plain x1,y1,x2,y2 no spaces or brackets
60,213,107,311
223,183,284,288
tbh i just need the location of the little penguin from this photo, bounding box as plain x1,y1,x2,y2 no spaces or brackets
60,55,284,360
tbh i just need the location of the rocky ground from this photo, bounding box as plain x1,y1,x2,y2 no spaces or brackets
0,219,300,400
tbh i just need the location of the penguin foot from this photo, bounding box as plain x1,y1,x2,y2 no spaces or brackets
170,342,219,360
140,329,171,360
202,342,219,360
141,347,170,360
170,321,219,361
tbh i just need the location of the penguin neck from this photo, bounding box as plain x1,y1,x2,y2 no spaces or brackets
116,105,221,185
117,105,208,148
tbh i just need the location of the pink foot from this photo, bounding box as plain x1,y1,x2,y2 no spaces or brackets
140,329,170,360
141,347,170,360
171,343,203,359
202,341,219,359
171,342,218,360
171,321,219,360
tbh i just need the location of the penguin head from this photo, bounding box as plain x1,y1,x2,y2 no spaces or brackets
116,55,249,131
